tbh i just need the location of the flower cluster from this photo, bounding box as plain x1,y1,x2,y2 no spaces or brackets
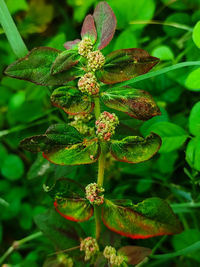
57,254,73,267
96,111,119,141
69,114,94,136
103,246,125,266
85,183,105,205
80,237,99,261
78,72,100,95
78,37,93,57
87,50,105,71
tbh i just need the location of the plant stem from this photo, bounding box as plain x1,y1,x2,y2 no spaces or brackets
0,0,28,58
0,231,42,265
93,97,107,240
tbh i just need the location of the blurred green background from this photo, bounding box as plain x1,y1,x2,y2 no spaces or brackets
1,0,200,266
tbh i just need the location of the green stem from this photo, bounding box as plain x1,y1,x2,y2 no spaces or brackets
0,231,42,265
93,97,107,240
0,0,28,58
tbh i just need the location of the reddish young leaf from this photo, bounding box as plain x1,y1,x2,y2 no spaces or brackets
81,14,97,42
64,39,81,50
54,199,93,222
110,133,161,164
93,1,116,50
51,86,94,115
96,48,159,84
102,198,182,239
4,47,78,86
102,87,161,120
118,246,152,265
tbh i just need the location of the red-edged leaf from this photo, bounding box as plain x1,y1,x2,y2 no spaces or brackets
51,50,80,75
43,138,100,165
118,246,152,265
96,48,159,84
64,39,81,50
102,87,161,120
5,47,78,86
54,199,93,222
102,198,182,239
93,1,116,50
81,14,97,42
51,86,94,115
110,133,161,164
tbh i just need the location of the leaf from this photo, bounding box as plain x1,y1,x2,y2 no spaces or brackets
51,50,80,75
102,198,182,239
185,68,200,91
34,209,85,250
152,45,174,61
143,122,188,153
110,133,161,163
186,136,200,171
118,246,152,265
51,86,94,115
54,198,93,222
20,124,83,153
81,14,97,42
96,49,159,84
64,39,81,50
189,102,200,136
27,154,51,180
192,21,200,49
43,138,100,165
1,154,24,180
47,178,85,199
93,1,116,50
5,47,78,86
101,87,161,120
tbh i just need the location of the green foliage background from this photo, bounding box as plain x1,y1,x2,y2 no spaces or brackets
0,0,200,266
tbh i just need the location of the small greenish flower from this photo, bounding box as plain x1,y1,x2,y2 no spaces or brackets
80,237,99,261
85,183,105,205
78,72,100,95
87,50,105,71
103,246,125,266
57,254,73,267
69,114,94,136
96,111,119,141
78,37,93,57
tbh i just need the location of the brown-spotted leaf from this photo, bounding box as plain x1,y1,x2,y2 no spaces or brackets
81,14,97,42
96,48,159,84
110,133,161,163
51,86,94,115
102,198,182,239
93,1,116,50
5,47,78,86
101,87,161,120
64,39,81,50
118,246,151,265
43,138,100,165
54,198,93,222
51,50,80,75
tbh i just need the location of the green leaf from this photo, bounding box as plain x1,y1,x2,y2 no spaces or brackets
47,178,85,199
97,49,159,84
43,138,100,165
193,21,200,49
144,122,188,153
81,14,97,41
51,86,94,115
118,246,152,265
152,45,174,61
20,124,83,153
185,68,200,91
93,1,116,50
114,28,138,50
110,133,161,163
51,50,80,75
186,136,200,171
102,198,182,239
101,87,161,120
189,102,200,136
54,198,93,222
1,154,24,180
34,209,85,250
5,47,78,86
